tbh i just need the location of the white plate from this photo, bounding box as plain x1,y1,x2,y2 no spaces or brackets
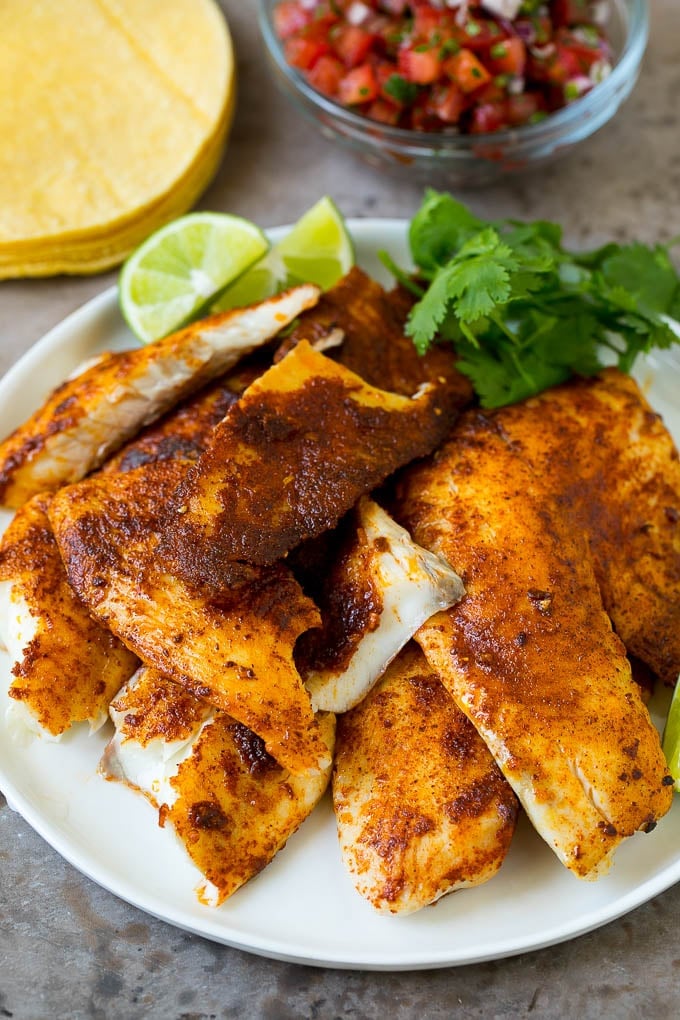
0,220,679,971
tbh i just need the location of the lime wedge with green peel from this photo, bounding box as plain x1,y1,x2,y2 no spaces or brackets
212,196,354,312
119,213,269,343
663,675,680,790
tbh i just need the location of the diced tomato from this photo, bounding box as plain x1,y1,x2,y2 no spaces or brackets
552,0,595,27
332,24,376,68
338,63,380,105
487,37,527,77
273,1,312,40
378,0,409,13
443,48,492,93
506,92,546,126
469,100,510,134
398,45,442,85
529,25,605,81
284,35,331,71
472,80,508,106
531,47,586,85
556,27,609,69
413,6,452,38
274,0,613,136
427,82,466,124
366,98,402,124
371,15,410,57
513,15,554,46
455,16,505,52
307,54,346,98
410,96,443,132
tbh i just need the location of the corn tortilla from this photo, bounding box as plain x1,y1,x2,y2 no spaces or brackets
0,0,234,276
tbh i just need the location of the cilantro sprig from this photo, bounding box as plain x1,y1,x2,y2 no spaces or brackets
382,190,680,408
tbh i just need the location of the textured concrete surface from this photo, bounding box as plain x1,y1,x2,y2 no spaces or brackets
1,2,680,1016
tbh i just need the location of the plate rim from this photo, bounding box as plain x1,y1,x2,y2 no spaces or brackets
1,217,679,971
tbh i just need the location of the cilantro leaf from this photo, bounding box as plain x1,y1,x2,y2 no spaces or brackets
383,74,419,105
387,191,680,408
407,228,519,352
408,190,484,277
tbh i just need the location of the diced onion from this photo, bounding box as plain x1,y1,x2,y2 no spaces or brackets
347,1,372,25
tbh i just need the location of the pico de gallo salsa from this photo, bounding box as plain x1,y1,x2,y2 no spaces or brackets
273,1,613,134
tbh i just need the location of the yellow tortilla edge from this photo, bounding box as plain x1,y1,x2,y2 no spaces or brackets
0,91,235,278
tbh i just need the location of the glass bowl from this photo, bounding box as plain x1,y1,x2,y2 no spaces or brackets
257,0,649,188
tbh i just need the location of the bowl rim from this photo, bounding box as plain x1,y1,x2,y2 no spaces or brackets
257,0,649,152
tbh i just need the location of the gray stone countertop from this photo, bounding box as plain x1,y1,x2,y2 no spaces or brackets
1,2,680,1017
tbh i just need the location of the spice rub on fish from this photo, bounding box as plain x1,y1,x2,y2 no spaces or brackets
396,410,673,879
49,458,329,775
333,643,518,914
277,266,474,404
0,284,320,508
101,666,335,906
297,497,464,713
167,339,462,581
162,708,335,906
0,365,265,741
0,492,138,736
101,358,266,476
494,369,680,685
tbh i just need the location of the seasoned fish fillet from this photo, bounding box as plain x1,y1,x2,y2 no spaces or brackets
0,493,138,736
101,666,214,807
49,459,329,774
297,497,464,713
101,358,266,475
0,285,320,508
0,366,264,739
396,411,673,879
101,666,335,905
333,643,518,914
167,339,461,581
494,369,680,683
276,267,474,409
164,709,335,905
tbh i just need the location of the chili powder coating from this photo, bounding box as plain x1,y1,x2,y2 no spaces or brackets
109,668,210,750
397,408,673,878
101,664,335,906
0,284,320,509
0,492,138,735
333,642,518,914
277,266,474,408
167,339,462,580
166,711,336,905
493,368,680,685
49,456,329,776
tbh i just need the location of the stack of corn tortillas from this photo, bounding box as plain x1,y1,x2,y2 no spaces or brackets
0,0,235,278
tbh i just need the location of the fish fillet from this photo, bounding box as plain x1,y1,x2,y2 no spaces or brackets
277,266,474,406
333,643,518,914
101,665,335,905
494,369,680,683
49,459,329,774
396,410,673,878
297,497,464,713
101,666,215,807
166,339,461,582
0,492,138,736
0,366,263,739
101,358,266,475
0,284,320,507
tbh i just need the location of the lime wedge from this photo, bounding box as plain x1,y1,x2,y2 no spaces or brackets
212,196,354,312
662,675,680,790
119,213,269,343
